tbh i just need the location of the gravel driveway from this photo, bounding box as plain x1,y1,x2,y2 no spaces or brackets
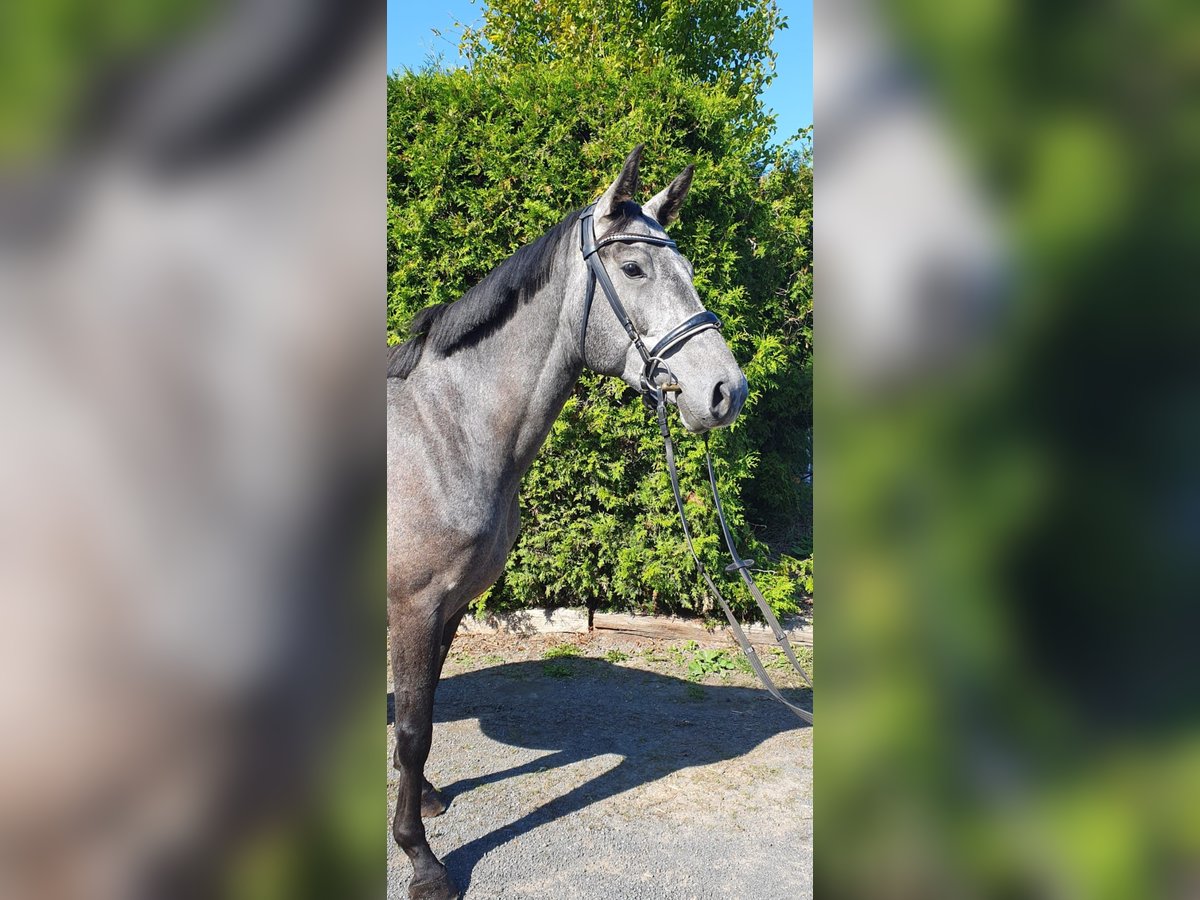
387,633,813,899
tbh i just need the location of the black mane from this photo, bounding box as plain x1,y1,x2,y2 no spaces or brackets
387,209,584,379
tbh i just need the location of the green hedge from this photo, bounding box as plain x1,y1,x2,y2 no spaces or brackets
387,1,811,620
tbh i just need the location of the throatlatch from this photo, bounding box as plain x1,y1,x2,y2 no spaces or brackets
578,202,813,724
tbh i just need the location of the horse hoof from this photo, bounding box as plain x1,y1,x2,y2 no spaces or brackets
421,786,449,818
409,870,459,900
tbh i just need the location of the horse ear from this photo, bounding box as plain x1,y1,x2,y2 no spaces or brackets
642,164,695,228
595,144,644,222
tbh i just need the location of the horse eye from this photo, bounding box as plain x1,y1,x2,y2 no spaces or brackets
620,262,645,279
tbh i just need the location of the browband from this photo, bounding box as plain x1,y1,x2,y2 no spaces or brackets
584,232,677,258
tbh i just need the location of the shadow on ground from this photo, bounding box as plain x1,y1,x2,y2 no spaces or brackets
388,658,810,895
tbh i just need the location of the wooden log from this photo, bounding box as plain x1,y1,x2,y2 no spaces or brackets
591,612,812,647
458,607,589,636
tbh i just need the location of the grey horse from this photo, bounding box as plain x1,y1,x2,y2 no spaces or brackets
387,145,748,899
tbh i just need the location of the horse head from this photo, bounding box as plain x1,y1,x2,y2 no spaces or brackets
581,146,749,433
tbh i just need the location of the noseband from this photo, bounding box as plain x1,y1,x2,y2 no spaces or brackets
577,201,814,724
578,203,721,404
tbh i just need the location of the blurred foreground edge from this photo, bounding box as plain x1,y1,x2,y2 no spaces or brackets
0,1,382,898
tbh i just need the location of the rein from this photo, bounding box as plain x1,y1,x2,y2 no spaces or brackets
579,203,814,724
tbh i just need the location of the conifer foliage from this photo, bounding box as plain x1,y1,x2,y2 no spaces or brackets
388,0,812,618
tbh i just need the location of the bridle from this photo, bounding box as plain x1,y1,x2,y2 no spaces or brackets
578,203,721,400
578,202,814,724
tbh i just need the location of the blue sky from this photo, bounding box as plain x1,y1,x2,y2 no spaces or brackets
386,0,813,142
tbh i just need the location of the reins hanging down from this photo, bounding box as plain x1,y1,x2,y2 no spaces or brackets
655,399,813,724
578,202,813,724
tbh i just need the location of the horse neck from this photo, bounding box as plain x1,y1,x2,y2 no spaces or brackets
437,248,587,488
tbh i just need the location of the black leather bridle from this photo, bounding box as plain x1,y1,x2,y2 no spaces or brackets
578,202,814,724
578,203,721,401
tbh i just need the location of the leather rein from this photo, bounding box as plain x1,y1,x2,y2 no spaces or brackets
579,203,814,724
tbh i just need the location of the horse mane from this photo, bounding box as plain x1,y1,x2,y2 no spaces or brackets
387,208,586,379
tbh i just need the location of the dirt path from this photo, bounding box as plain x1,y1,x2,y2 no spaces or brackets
387,633,813,899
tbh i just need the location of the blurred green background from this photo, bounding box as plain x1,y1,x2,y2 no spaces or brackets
819,1,1200,897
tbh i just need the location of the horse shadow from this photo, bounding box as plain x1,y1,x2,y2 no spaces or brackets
388,657,810,894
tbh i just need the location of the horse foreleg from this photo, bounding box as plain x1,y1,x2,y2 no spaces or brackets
418,607,467,819
391,603,460,900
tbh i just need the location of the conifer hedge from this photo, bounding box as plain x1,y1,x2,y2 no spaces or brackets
387,0,812,619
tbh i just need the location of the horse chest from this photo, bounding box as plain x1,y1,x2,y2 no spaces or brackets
456,484,521,560
441,496,519,605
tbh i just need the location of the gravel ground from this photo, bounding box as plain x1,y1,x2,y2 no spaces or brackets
387,632,813,899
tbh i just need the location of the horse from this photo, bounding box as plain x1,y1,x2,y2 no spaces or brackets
386,145,749,900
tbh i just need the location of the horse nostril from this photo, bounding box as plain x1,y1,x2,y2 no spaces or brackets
711,380,731,418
